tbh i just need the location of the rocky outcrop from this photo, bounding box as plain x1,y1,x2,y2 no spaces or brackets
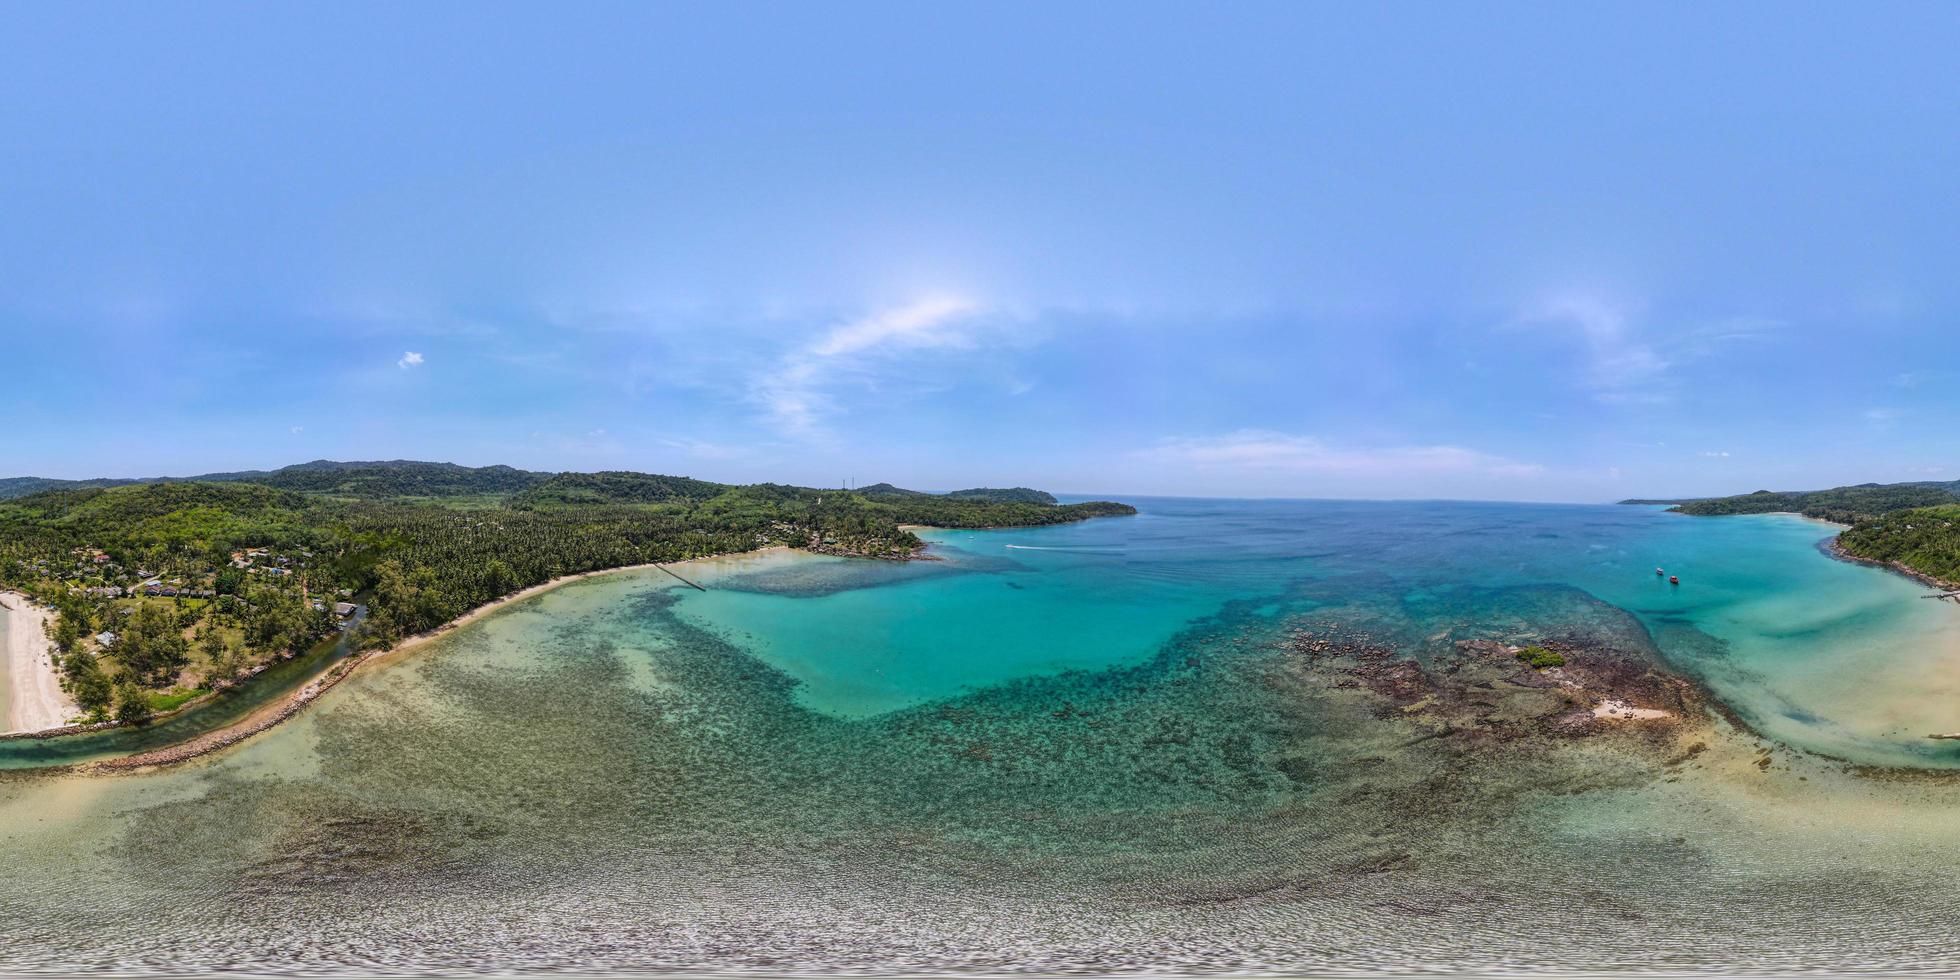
1278,625,1700,748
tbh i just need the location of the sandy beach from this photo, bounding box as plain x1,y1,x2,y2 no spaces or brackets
2,592,78,735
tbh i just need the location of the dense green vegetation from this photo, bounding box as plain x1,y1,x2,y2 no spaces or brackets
512,471,728,507
0,460,556,501
945,487,1060,505
1516,645,1566,669
860,483,1061,505
0,476,137,499
0,461,1135,723
1836,506,1960,587
247,461,553,498
1626,480,1960,523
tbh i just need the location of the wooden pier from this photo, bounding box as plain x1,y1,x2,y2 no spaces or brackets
655,564,707,591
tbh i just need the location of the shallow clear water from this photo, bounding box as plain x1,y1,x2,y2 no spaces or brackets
2,498,1959,975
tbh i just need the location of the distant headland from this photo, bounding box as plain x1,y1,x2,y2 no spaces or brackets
1622,477,1960,597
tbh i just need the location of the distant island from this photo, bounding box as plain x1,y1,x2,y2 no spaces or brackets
0,460,1134,734
1622,479,1960,593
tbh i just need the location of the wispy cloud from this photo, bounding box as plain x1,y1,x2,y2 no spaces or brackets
1512,294,1668,402
754,296,985,437
1700,450,1731,458
1864,407,1904,429
1138,430,1542,479
1511,297,1784,405
1676,314,1786,354
397,351,425,369
1894,370,1947,389
528,427,623,457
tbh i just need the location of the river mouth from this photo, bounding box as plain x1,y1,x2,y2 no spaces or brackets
0,625,357,770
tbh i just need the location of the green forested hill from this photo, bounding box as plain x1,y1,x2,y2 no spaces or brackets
247,461,553,498
0,460,554,501
0,476,144,499
1624,481,1960,523
512,471,730,507
858,483,1060,504
946,487,1060,505
1836,506,1960,587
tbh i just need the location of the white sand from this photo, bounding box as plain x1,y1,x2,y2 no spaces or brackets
1593,698,1671,721
1,592,79,734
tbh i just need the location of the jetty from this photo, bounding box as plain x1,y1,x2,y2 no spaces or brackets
655,563,707,591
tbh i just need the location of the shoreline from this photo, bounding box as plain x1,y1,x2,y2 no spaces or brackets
1687,511,1954,594
85,548,784,774
1,592,78,735
1824,537,1960,595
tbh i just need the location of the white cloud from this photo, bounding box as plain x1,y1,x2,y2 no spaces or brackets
808,297,976,358
1138,430,1543,479
290,425,304,435
398,351,425,369
1700,450,1731,458
1511,298,1783,406
1864,407,1904,428
754,296,985,437
1514,294,1667,400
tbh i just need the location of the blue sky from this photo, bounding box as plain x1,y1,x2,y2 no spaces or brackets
2,2,1955,501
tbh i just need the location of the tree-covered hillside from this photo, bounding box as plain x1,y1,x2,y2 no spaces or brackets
1836,506,1960,587
0,476,144,499
857,483,1060,505
247,461,553,498
1625,480,1960,523
0,460,555,501
945,487,1059,505
512,471,729,507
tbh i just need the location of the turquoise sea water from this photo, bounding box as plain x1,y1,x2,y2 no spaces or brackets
2,498,1959,975
679,498,1960,766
